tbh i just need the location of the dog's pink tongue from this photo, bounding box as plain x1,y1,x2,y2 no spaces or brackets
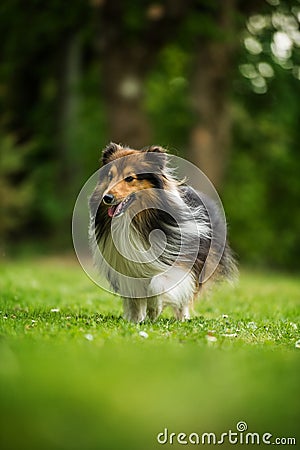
107,206,116,217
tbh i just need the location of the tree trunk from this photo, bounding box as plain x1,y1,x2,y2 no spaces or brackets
189,42,232,188
56,33,82,188
95,0,192,149
188,1,236,189
101,48,151,149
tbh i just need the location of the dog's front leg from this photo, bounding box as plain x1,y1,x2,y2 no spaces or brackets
122,298,147,323
146,297,163,321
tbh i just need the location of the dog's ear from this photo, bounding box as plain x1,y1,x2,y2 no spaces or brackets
145,145,167,154
143,145,167,169
101,142,120,165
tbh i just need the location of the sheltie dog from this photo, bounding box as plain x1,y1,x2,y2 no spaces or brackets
89,143,236,323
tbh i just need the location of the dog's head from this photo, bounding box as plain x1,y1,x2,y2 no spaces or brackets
92,143,168,218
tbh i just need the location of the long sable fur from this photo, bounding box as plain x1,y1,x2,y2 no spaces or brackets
89,143,237,320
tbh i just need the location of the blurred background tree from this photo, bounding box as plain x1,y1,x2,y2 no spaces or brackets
0,0,299,269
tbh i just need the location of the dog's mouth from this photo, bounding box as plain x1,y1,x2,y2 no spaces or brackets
107,194,135,218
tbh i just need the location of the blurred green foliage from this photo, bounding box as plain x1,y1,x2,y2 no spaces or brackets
0,0,299,269
0,135,33,246
146,45,193,150
225,24,300,269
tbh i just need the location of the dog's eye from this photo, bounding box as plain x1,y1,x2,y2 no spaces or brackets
124,176,134,182
107,172,113,181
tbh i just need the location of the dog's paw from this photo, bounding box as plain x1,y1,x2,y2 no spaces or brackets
173,306,190,321
123,311,147,323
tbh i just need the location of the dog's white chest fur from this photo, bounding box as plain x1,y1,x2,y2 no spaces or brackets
91,217,197,322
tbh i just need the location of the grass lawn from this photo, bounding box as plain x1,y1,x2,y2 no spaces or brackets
0,256,299,449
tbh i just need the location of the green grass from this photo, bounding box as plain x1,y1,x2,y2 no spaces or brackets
0,257,299,450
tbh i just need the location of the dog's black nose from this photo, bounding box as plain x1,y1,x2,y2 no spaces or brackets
103,193,114,205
